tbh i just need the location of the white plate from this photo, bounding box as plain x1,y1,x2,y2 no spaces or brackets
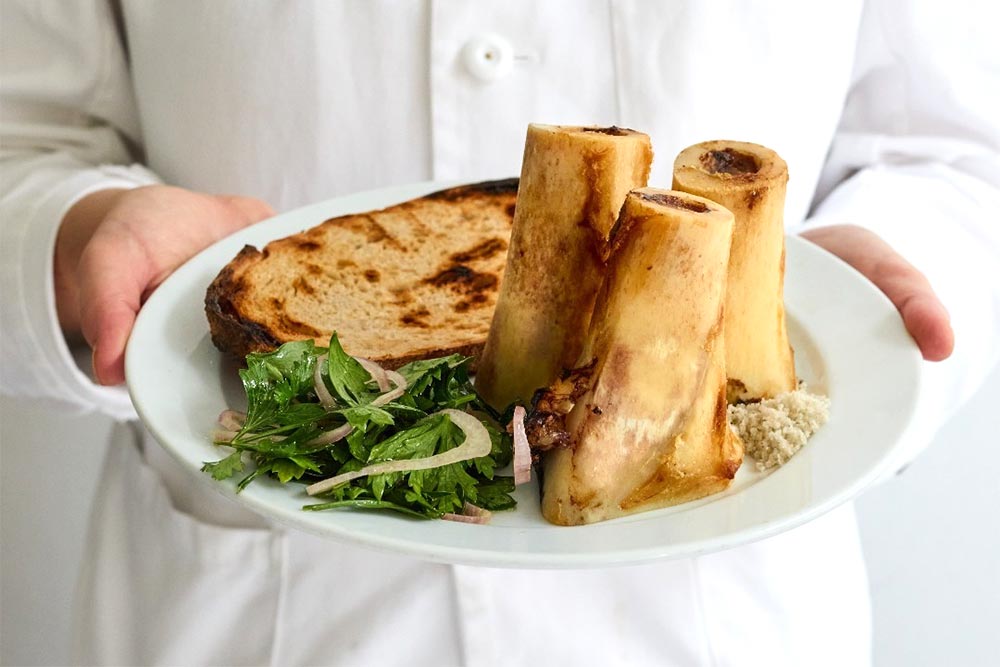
126,180,922,568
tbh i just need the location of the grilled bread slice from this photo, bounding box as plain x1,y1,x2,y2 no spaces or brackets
205,179,518,367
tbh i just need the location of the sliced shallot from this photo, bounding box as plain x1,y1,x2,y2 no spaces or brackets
307,423,354,447
442,503,492,524
218,409,246,431
354,357,391,392
306,409,491,496
212,428,240,443
441,514,487,524
511,405,531,485
385,370,406,387
313,354,337,409
371,369,408,407
462,502,492,519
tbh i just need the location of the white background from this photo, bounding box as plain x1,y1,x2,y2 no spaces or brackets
2,366,998,666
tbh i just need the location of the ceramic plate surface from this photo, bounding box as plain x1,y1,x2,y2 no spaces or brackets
126,181,922,568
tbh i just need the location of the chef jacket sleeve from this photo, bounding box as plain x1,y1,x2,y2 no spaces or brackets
1,1,161,420
800,0,1000,473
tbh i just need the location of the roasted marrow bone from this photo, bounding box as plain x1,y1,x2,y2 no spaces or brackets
540,189,743,526
476,124,653,410
672,140,796,401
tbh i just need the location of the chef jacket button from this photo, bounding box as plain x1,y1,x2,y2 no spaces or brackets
461,34,514,82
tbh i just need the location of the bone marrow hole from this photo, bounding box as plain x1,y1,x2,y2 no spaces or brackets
581,125,634,136
639,192,710,213
700,148,760,175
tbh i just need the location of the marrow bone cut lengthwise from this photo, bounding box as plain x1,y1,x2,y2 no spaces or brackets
527,188,743,525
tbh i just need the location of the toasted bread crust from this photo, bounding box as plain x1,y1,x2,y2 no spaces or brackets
205,179,518,365
206,245,283,359
423,178,519,201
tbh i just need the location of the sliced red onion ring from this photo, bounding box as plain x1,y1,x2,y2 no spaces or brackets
354,357,390,392
385,369,406,388
313,354,337,409
512,405,531,485
442,513,490,524
307,423,354,447
218,409,246,431
212,428,240,443
306,409,491,496
371,369,408,407
463,502,492,518
442,502,493,524
441,514,486,524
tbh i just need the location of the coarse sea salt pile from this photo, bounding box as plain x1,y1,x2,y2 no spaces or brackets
727,387,830,471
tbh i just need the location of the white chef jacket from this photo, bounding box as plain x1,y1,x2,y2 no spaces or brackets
2,1,999,666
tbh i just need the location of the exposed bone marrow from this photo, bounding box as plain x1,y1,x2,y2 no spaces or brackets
699,148,760,175
638,191,711,213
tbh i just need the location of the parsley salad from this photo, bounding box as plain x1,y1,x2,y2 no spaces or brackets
204,333,518,522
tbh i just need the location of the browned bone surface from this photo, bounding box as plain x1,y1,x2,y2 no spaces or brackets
538,189,742,525
476,124,653,410
673,140,796,400
205,179,518,367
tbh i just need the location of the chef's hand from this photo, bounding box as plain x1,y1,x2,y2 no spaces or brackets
55,185,275,385
800,224,954,362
